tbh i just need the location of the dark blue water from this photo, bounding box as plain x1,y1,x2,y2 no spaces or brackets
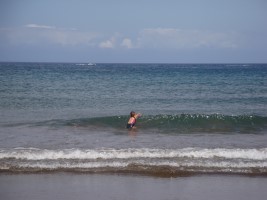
1,63,266,121
0,62,266,175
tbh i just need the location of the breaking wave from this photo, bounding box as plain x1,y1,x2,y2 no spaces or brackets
1,147,266,176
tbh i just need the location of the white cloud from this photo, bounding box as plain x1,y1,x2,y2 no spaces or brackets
121,38,133,49
137,28,239,49
25,24,56,29
99,37,116,48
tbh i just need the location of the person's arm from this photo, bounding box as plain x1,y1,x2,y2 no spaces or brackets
134,113,141,118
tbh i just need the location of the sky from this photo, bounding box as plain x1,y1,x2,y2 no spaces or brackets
0,0,267,63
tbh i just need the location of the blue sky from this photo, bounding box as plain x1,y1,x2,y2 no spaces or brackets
0,0,266,63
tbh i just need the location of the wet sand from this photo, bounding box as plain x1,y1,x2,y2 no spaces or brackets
0,173,266,200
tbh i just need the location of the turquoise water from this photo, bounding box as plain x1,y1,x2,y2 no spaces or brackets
0,62,266,175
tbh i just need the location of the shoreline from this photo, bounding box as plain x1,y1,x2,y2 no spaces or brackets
1,170,267,178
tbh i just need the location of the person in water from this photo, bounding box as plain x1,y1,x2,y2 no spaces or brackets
126,111,141,129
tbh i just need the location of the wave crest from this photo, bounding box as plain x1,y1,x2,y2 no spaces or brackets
4,114,267,134
40,114,267,133
1,148,267,176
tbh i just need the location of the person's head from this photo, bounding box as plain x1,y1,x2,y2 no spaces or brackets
130,111,135,117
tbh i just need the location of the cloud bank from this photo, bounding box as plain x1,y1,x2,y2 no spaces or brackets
1,24,99,46
137,28,238,49
1,25,239,50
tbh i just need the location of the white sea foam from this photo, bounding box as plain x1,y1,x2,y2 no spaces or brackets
1,148,267,174
0,148,267,160
11,161,267,169
15,161,128,170
1,159,266,174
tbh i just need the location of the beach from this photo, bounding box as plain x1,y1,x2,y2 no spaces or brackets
1,173,267,200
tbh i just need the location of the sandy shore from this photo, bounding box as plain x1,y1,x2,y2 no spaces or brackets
0,173,266,200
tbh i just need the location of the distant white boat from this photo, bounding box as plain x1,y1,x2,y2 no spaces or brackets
75,63,96,66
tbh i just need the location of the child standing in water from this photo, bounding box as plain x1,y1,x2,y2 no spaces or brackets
126,111,141,129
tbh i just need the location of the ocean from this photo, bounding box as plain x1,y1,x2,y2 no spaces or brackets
0,62,267,177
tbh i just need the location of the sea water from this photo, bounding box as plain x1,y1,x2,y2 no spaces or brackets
0,62,266,176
